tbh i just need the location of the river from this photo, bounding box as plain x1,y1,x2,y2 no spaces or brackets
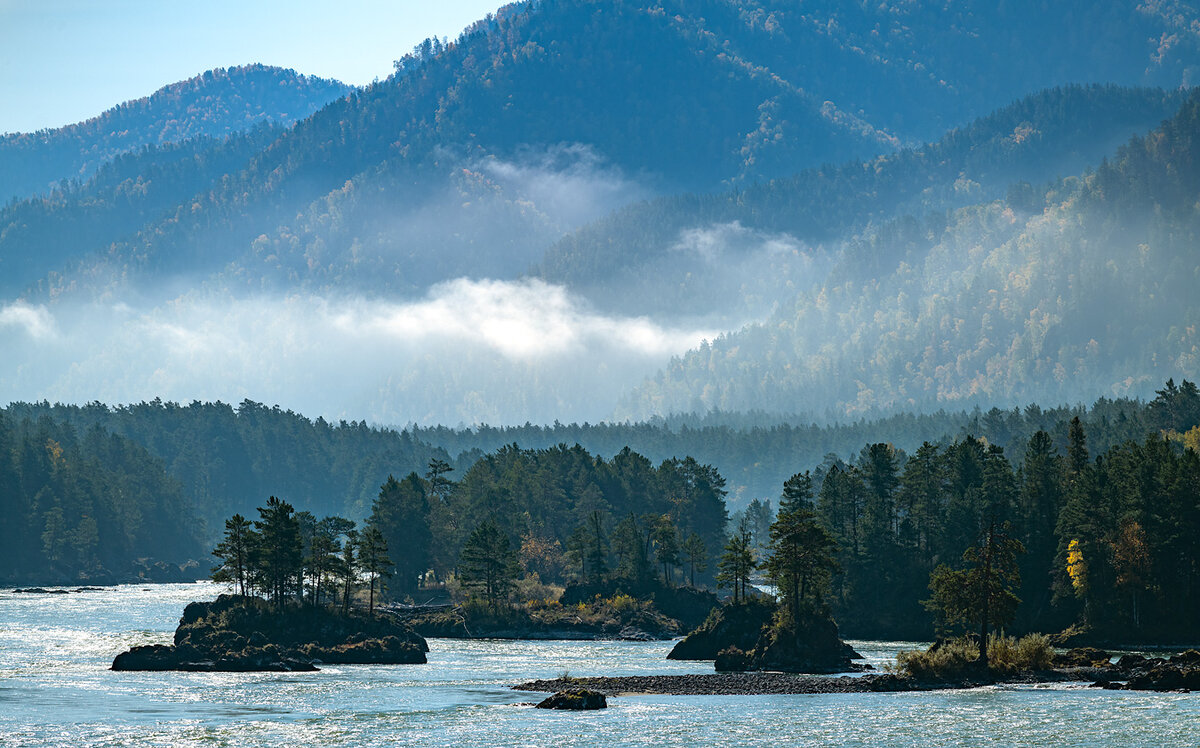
2,583,1197,746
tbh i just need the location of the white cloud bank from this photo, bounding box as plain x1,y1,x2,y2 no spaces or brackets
0,279,716,426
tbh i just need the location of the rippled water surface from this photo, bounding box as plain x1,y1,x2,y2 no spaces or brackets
2,584,1197,746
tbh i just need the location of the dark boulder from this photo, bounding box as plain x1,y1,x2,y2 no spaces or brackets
1170,649,1200,667
1118,664,1200,691
302,635,426,664
112,644,181,671
536,688,608,710
1116,654,1151,670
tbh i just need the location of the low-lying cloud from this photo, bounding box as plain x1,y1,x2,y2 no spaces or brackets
0,301,56,340
0,279,716,426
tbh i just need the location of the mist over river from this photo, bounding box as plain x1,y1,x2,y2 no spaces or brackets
2,583,1197,746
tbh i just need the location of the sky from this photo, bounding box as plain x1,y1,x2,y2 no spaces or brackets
0,0,507,135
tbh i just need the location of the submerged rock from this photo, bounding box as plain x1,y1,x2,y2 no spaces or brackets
535,688,608,710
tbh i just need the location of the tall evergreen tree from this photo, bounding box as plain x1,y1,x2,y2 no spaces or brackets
252,496,303,606
371,473,433,599
766,471,838,622
459,520,520,610
717,515,756,603
357,524,392,616
212,514,254,596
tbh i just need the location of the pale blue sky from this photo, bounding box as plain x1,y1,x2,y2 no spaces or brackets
0,0,507,135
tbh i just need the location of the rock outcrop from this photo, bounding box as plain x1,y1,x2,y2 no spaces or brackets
535,688,609,710
667,599,776,660
669,599,862,673
1091,649,1200,691
112,594,428,672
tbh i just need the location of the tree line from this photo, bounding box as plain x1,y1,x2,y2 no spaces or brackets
0,411,201,583
786,380,1200,642
211,443,731,611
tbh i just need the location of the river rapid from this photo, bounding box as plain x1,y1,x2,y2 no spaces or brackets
2,583,1198,746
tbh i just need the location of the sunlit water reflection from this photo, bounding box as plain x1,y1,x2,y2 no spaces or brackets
2,584,1197,746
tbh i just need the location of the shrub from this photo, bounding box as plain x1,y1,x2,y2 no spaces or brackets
893,634,1056,679
603,593,641,614
513,573,564,605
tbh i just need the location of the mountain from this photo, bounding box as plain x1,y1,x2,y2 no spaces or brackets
3,0,1200,427
7,0,1200,302
535,85,1190,319
0,64,352,203
620,90,1200,419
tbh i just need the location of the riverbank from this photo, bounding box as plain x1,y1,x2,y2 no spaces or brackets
513,669,1098,696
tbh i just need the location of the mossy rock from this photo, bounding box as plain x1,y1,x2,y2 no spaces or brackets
536,688,608,710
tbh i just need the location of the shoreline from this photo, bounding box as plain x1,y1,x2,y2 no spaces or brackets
513,670,1096,696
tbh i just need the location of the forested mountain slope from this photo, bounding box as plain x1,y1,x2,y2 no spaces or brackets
536,85,1188,318
10,0,1199,301
621,92,1200,419
0,65,350,203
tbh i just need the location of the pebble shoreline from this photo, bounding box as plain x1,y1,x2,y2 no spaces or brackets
513,668,1101,696
514,672,967,695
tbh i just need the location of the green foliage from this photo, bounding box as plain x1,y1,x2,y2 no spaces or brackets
765,473,838,617
370,473,432,597
0,64,350,205
623,91,1200,420
0,412,202,583
357,525,392,615
717,516,756,603
2,400,450,538
545,85,1188,319
458,520,521,610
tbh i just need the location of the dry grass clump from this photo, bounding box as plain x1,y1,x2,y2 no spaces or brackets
893,633,1054,679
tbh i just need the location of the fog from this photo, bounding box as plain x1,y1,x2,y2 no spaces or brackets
0,279,718,426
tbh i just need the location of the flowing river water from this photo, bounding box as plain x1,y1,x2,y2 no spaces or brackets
2,583,1198,746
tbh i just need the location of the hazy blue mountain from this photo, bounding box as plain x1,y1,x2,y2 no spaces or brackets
3,0,1199,429
11,0,1199,301
620,91,1200,419
0,64,351,203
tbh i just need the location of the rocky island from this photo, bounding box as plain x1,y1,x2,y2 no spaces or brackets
112,594,428,672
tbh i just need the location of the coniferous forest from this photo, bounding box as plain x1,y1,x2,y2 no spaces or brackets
4,380,1198,645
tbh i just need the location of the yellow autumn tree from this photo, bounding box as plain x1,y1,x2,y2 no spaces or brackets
1066,538,1087,594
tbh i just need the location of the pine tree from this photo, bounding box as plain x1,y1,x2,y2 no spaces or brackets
357,524,392,616
717,515,756,603
925,520,1025,667
766,472,838,622
459,520,520,610
212,513,254,596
